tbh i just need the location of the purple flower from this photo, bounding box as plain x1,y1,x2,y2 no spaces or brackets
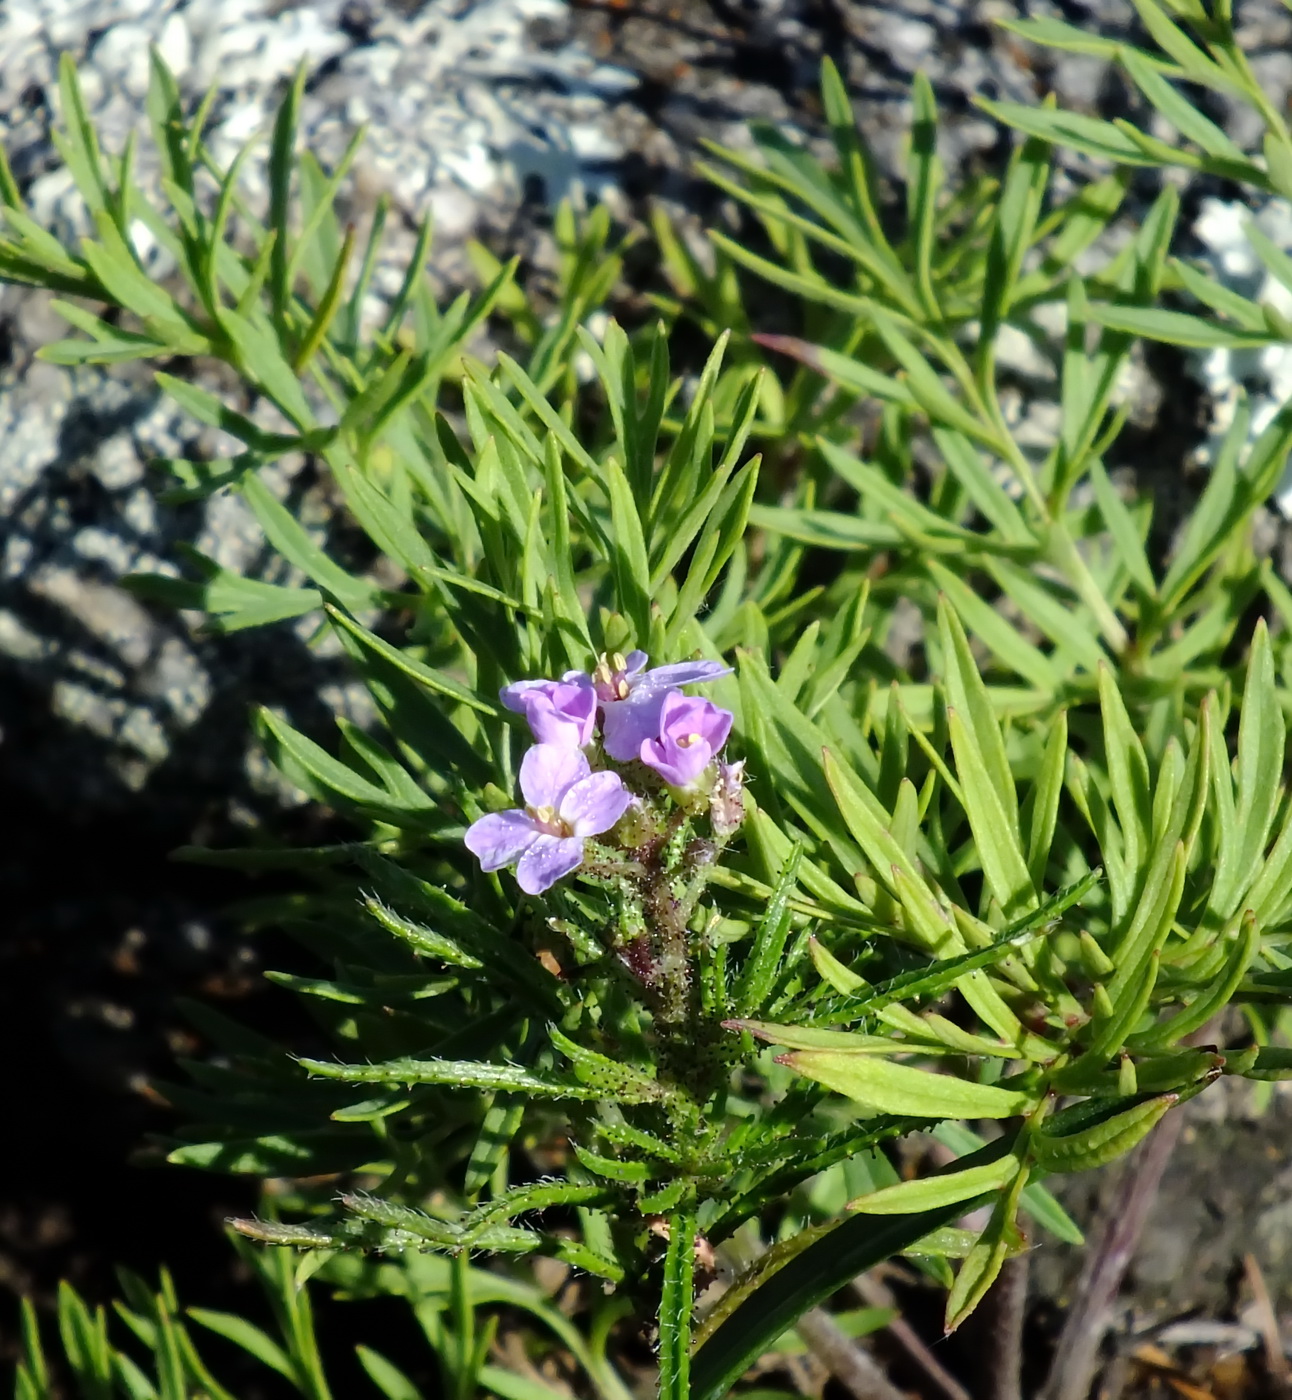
640,690,734,789
500,674,597,748
464,744,631,894
595,650,731,761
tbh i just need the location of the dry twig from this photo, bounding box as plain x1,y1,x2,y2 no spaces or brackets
795,1307,909,1400
852,1271,972,1400
1039,1110,1188,1400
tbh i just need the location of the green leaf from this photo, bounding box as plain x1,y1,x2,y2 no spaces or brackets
748,505,905,550
18,1299,51,1396
819,58,901,282
984,557,1109,675
908,73,942,316
932,428,1033,543
821,746,952,947
734,845,803,1014
821,440,994,551
1098,664,1153,881
869,308,989,444
1118,47,1252,165
479,1368,572,1400
1156,397,1248,610
124,548,322,632
255,707,436,825
690,1139,1011,1400
216,305,315,428
57,1282,112,1400
1088,456,1156,595
775,1049,1030,1118
752,334,914,406
1126,1,1244,92
937,599,1015,825
40,324,170,365
324,605,495,715
708,227,871,318
996,17,1131,62
976,97,1169,166
849,1140,1020,1213
1024,712,1068,891
926,561,1056,693
168,1131,362,1176
1031,1092,1177,1171
268,64,305,329
981,129,1049,352
1240,1047,1292,1081
79,217,200,345
549,1027,666,1101
1170,256,1270,331
154,375,297,455
809,936,867,996
1065,843,1187,1082
186,1311,296,1383
1142,912,1260,1048
355,1346,422,1400
652,372,760,587
296,1055,664,1102
604,456,652,643
1089,302,1273,348
944,1164,1028,1332
939,600,1033,916
56,54,109,214
1211,621,1284,919
821,870,1099,1021
933,1122,1084,1243
293,223,356,370
238,473,374,612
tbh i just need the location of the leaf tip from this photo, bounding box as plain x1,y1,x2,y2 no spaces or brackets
751,332,820,371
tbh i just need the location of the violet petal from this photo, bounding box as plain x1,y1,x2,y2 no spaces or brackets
464,810,539,871
516,834,586,894
601,689,671,761
501,676,597,747
499,677,556,712
526,683,597,747
637,660,731,693
560,771,632,836
519,743,589,808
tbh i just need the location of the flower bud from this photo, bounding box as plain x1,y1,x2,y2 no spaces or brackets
710,759,746,838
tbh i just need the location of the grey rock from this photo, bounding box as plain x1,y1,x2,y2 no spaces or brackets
0,0,648,830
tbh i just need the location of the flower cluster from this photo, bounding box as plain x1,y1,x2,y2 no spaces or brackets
465,651,738,894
